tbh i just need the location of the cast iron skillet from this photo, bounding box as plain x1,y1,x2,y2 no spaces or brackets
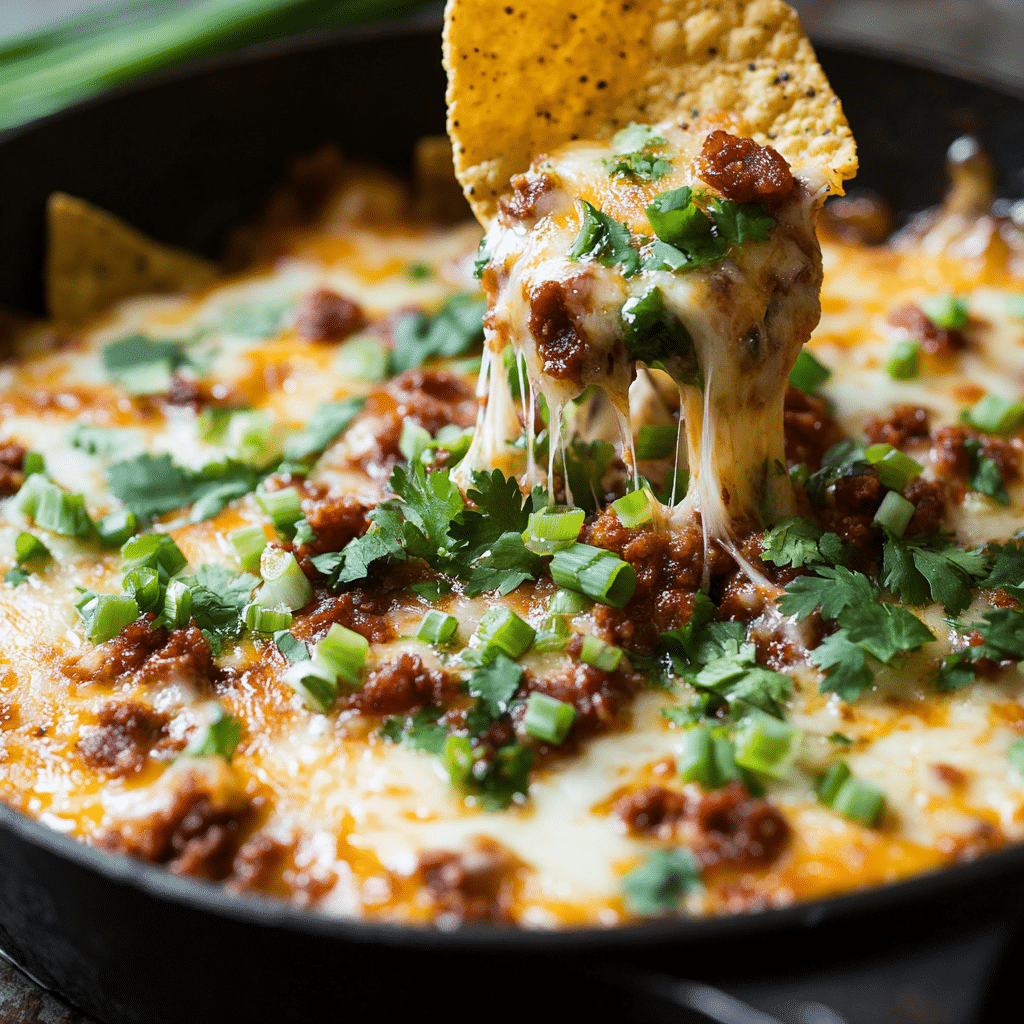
1,13,1024,1024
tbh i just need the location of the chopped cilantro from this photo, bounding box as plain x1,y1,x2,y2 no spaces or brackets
4,567,31,587
464,533,542,597
389,461,464,567
788,349,831,396
708,196,775,245
562,438,615,515
881,534,988,616
979,541,1024,603
215,296,294,339
622,848,701,916
612,122,667,153
604,124,673,181
645,187,728,268
805,438,871,507
185,705,244,760
1010,738,1024,774
171,564,258,652
390,293,486,375
964,438,1010,505
473,236,492,280
69,423,139,458
467,653,523,719
102,333,186,393
281,397,365,463
444,735,534,810
621,286,701,385
311,503,407,587
274,630,310,663
380,705,448,755
761,517,848,569
568,200,640,277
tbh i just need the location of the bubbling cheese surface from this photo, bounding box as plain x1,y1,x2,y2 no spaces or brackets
463,119,828,547
1,167,1024,927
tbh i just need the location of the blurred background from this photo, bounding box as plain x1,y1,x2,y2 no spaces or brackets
1,0,1022,137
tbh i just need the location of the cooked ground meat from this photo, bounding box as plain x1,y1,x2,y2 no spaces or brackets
784,387,846,471
418,835,518,924
697,130,794,207
77,702,173,777
581,507,732,654
300,589,397,645
346,653,455,715
294,287,366,343
99,770,256,880
529,276,597,381
301,491,370,555
0,441,27,496
520,634,643,740
497,172,556,227
615,781,790,870
888,302,966,355
864,405,931,449
352,368,476,479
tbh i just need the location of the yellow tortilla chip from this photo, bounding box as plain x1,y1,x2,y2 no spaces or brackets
47,193,218,325
444,0,857,221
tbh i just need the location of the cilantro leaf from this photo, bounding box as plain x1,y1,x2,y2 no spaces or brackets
281,397,365,462
761,517,848,569
4,567,31,587
777,565,876,622
645,187,729,268
708,197,775,245
390,293,487,375
102,333,186,393
467,653,523,720
311,502,406,587
69,423,140,458
106,453,263,523
562,438,615,515
568,200,640,277
938,607,1024,690
980,541,1024,602
450,469,532,561
965,439,1010,505
882,535,988,616
604,153,673,180
185,705,245,760
176,564,258,652
381,705,448,755
621,286,700,385
805,438,871,507
464,532,542,597
389,462,464,566
216,297,294,339
936,652,977,692
622,848,701,916
612,122,667,153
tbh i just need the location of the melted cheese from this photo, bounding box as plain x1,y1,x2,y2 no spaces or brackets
0,171,1023,926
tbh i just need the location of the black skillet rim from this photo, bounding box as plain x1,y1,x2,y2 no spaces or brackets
1,10,1024,957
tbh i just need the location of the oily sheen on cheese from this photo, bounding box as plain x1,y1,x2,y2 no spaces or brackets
1,161,1024,926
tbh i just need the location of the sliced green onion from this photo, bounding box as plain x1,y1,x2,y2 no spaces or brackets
522,506,585,556
197,406,233,444
14,532,50,565
474,607,536,661
417,609,458,645
864,444,923,490
313,623,369,690
549,543,636,608
964,394,1024,435
228,410,282,466
96,509,139,548
282,661,338,714
1007,294,1024,321
79,593,139,644
789,463,810,487
1008,737,1024,773
292,518,316,547
334,334,390,382
533,614,571,653
788,348,831,395
399,421,433,463
612,488,654,529
116,360,173,396
160,579,193,629
579,634,624,672
14,472,47,518
256,485,303,537
872,490,916,537
523,692,576,744
245,602,292,633
678,726,741,790
815,760,852,806
920,293,968,330
444,735,476,790
122,567,162,613
121,532,187,577
33,481,93,539
831,777,885,827
228,523,268,572
184,704,244,760
547,588,592,616
635,423,678,461
259,546,312,611
733,709,800,780
22,452,45,477
885,339,921,381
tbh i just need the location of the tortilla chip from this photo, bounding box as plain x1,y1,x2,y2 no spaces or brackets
444,0,857,221
47,193,218,325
